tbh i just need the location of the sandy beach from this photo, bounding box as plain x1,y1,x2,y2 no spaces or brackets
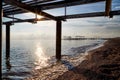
26,37,120,80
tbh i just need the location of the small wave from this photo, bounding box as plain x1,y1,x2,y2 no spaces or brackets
25,41,105,80
2,71,31,80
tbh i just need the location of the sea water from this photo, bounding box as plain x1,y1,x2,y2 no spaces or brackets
2,39,104,80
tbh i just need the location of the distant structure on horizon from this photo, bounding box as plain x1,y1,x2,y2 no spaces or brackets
63,36,111,40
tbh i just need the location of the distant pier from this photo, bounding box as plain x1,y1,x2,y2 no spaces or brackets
63,36,111,40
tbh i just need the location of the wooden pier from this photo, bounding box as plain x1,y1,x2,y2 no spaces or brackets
1,0,120,78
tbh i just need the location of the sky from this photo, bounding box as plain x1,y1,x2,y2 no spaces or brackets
2,0,120,39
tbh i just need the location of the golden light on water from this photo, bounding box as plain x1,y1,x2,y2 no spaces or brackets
35,43,49,69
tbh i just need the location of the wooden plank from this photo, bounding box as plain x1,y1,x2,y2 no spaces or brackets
56,20,62,61
4,0,58,21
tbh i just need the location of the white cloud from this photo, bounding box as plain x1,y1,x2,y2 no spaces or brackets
115,6,120,9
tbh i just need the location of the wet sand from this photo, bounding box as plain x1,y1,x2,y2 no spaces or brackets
26,37,120,80
25,52,89,80
54,37,120,80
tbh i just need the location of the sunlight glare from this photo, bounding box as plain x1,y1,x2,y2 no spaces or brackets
37,15,44,19
35,43,49,69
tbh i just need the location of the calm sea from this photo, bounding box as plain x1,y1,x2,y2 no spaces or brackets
2,39,104,80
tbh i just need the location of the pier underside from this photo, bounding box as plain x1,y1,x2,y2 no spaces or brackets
1,0,120,79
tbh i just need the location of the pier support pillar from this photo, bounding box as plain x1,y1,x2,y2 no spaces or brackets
105,0,112,16
6,24,11,61
56,20,62,61
0,5,2,79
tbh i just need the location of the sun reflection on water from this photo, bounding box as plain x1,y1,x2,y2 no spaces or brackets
34,43,49,69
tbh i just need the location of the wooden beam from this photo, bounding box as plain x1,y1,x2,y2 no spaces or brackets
56,20,62,61
4,0,58,21
3,15,34,23
4,15,24,20
38,0,105,10
3,0,55,12
6,24,11,61
3,17,49,25
105,0,112,16
58,10,120,19
3,0,105,15
3,10,120,24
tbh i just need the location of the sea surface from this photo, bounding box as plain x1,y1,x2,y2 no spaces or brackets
2,39,104,80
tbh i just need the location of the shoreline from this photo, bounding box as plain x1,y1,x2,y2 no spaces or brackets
25,40,105,80
26,38,120,80
54,37,120,80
